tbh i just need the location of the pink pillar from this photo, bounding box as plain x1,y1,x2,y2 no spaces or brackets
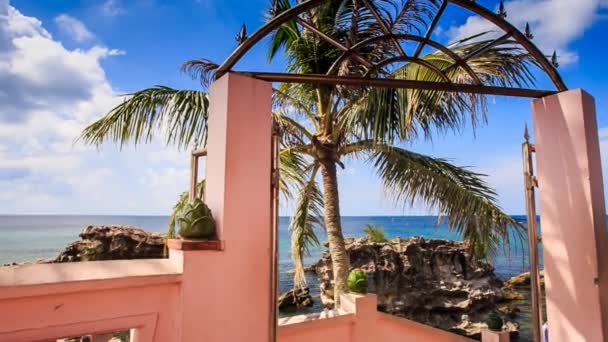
174,73,273,342
340,294,377,342
531,89,608,342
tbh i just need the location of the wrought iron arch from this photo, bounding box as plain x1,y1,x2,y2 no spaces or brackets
215,0,567,98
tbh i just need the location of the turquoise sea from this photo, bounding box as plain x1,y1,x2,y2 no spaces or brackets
0,215,539,307
0,215,538,279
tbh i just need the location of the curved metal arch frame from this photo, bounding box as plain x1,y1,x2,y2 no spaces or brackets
363,56,451,81
326,34,483,85
215,0,567,97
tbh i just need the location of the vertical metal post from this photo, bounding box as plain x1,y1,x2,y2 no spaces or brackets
269,121,280,341
190,153,199,202
190,147,207,201
522,125,543,342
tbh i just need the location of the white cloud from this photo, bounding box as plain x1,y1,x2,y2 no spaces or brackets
0,1,189,215
446,0,606,66
101,0,126,17
54,14,94,42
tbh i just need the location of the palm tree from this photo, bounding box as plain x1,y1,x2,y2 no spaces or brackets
80,0,530,305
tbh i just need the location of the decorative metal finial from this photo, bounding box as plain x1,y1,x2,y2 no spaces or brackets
525,22,534,40
498,1,507,18
235,23,248,44
551,50,559,68
524,124,530,143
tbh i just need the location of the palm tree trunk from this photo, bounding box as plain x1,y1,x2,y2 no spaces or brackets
319,159,350,306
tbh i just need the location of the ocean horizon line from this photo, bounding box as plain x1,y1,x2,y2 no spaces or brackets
0,213,530,218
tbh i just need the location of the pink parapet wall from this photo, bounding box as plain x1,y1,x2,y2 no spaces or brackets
0,259,182,342
179,72,274,342
532,89,608,342
278,294,474,342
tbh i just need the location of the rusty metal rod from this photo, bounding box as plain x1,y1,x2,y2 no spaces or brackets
413,0,447,59
364,55,451,82
189,154,199,202
269,122,280,342
236,71,557,98
295,17,374,69
359,0,407,57
522,128,543,342
443,32,512,73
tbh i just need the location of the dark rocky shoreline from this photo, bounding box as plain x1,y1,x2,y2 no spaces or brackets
312,236,523,339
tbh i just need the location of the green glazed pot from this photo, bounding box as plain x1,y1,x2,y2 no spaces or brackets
178,198,216,239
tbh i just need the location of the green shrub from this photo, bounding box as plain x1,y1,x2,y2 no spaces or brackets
486,311,503,331
347,269,368,294
364,224,388,242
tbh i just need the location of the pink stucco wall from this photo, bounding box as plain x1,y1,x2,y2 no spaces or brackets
180,72,273,342
532,89,608,341
0,259,182,341
278,313,355,342
278,294,474,342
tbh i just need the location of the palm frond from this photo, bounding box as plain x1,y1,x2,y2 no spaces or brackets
181,59,219,88
278,148,309,200
339,34,537,143
346,142,523,257
290,166,323,288
79,86,209,149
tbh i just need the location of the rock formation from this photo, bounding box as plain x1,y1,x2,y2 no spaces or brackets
314,237,518,339
278,287,314,313
54,225,165,262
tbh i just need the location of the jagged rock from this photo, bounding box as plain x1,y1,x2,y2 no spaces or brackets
499,271,544,304
278,287,314,313
498,305,520,319
304,265,317,273
500,288,525,301
505,271,545,288
54,226,165,262
314,237,518,339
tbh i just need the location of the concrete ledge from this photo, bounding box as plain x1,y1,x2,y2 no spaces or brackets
278,310,355,335
278,309,352,327
167,238,224,251
0,259,181,299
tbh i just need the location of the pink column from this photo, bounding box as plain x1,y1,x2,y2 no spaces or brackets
175,73,273,342
340,293,377,342
532,89,608,342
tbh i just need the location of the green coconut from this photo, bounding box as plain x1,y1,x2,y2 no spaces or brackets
178,198,216,239
347,269,368,294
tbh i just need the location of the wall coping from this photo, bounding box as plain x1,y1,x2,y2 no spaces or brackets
278,308,352,327
0,259,181,300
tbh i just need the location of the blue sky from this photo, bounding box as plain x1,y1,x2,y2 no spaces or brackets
0,0,607,216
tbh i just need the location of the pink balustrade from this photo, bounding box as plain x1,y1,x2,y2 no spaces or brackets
0,74,605,342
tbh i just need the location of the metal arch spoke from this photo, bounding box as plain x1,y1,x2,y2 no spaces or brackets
413,0,447,59
234,71,556,98
447,0,566,91
327,34,482,85
216,0,327,78
215,0,567,94
364,56,452,82
359,0,407,57
294,17,374,69
443,33,512,73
